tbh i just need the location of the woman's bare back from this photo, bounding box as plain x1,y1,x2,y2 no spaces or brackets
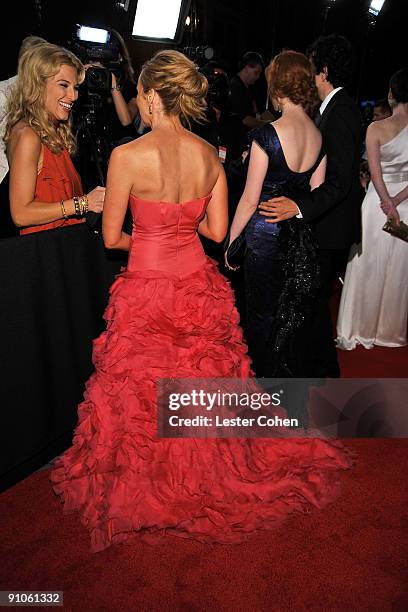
272,112,322,173
126,127,220,203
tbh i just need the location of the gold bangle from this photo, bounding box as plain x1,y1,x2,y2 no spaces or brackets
73,196,81,216
78,194,89,215
60,200,68,220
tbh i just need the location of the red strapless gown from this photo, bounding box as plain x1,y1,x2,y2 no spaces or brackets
51,195,352,552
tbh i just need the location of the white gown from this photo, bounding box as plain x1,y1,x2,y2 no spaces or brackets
336,125,408,350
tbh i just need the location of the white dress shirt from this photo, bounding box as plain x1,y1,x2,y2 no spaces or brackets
0,75,17,184
319,86,343,116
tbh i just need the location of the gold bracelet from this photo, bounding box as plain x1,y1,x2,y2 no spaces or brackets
60,200,68,220
73,196,81,216
78,194,89,215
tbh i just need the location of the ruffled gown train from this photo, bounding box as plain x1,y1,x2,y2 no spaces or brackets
51,194,352,552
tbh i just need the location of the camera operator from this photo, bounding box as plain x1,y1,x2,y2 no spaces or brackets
84,29,137,148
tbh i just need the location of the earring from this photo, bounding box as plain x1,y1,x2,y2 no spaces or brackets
148,101,152,114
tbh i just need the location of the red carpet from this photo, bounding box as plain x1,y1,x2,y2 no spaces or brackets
332,285,408,378
0,439,407,611
339,343,408,377
1,294,407,610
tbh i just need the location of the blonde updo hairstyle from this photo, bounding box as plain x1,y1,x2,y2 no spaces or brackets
139,50,208,127
266,50,319,117
4,42,85,155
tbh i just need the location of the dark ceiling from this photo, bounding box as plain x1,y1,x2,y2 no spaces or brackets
2,0,405,101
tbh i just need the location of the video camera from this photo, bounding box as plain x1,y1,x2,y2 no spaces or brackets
180,47,230,111
68,25,122,195
199,63,230,111
71,25,120,94
181,46,215,66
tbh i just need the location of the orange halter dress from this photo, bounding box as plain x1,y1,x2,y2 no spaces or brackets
20,145,85,235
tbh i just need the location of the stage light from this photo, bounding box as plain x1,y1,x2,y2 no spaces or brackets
115,0,131,10
77,26,110,44
132,0,191,43
368,0,386,17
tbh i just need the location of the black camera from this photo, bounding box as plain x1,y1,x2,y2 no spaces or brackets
200,63,230,111
71,25,120,64
181,46,215,66
84,66,112,94
69,26,119,194
70,25,120,95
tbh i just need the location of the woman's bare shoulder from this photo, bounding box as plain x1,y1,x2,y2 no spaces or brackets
366,117,394,144
8,122,41,160
10,122,40,145
184,131,220,167
111,129,218,169
109,133,156,165
274,113,319,139
186,129,217,149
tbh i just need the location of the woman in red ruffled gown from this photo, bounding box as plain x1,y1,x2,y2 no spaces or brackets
51,50,352,552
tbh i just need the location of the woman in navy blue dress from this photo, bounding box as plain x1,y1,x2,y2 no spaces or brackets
227,51,326,377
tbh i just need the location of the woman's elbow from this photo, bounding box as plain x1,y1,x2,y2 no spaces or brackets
10,210,25,228
103,232,119,249
212,228,228,243
103,239,119,250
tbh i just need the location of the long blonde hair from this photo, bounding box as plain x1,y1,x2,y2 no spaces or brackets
4,43,85,155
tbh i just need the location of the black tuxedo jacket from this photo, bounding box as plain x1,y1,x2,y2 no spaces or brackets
297,88,364,249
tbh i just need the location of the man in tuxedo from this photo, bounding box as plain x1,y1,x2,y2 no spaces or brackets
258,34,364,377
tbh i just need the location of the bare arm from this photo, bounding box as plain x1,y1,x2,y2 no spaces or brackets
391,184,408,207
366,123,392,207
8,127,104,227
198,163,228,243
110,73,132,127
228,140,268,243
367,123,401,223
85,64,132,127
309,155,327,190
102,145,132,250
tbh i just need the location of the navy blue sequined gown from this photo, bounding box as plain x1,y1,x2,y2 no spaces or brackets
244,123,324,378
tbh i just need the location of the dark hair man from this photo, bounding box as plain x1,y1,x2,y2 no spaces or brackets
229,51,268,130
258,34,364,377
373,98,392,122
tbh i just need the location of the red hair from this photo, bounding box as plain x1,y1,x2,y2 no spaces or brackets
266,50,318,116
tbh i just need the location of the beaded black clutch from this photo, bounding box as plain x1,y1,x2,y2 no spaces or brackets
224,232,247,269
382,219,408,242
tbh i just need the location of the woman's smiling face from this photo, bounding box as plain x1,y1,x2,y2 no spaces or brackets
44,63,79,121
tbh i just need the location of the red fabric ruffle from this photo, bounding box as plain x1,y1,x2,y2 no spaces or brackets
51,259,352,552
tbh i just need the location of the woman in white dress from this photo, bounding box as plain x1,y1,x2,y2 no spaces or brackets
337,68,408,350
